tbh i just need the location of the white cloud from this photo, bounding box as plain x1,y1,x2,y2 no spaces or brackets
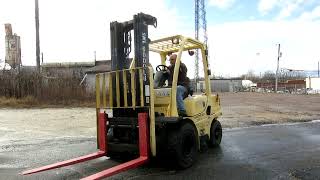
258,0,279,15
0,0,189,66
1,0,319,78
277,0,305,19
208,0,235,9
209,20,320,76
258,0,307,19
298,5,320,21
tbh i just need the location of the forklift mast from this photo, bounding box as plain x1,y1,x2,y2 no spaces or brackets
110,13,157,110
22,13,158,180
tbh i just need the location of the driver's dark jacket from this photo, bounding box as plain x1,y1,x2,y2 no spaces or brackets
168,62,190,88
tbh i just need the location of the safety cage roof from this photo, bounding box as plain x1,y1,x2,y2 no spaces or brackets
149,35,205,54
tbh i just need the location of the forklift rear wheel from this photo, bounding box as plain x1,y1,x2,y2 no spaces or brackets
168,122,198,169
209,120,222,147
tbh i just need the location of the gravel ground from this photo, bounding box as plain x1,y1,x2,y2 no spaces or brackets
1,121,320,180
1,92,320,179
0,92,319,144
218,92,320,128
0,108,96,145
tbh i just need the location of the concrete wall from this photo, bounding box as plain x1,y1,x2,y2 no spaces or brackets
211,79,242,92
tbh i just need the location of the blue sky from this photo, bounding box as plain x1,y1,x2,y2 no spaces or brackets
0,0,320,77
165,0,320,76
166,0,319,24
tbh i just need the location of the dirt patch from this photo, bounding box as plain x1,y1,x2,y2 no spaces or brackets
0,92,319,143
0,108,96,145
219,92,320,128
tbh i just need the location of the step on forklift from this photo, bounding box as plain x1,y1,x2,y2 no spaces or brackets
22,13,222,180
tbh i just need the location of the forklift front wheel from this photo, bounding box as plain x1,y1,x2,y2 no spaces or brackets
167,122,198,169
209,120,222,147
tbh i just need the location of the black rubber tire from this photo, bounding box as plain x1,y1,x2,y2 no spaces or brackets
209,120,222,147
167,122,198,169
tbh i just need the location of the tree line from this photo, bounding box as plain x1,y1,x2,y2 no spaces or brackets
239,70,306,83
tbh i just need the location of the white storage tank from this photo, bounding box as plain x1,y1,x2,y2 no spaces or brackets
306,77,320,94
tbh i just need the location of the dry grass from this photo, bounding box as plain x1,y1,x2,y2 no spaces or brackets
0,96,95,108
0,96,39,108
0,70,95,107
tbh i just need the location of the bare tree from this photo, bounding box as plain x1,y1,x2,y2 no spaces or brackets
240,70,259,82
261,71,276,83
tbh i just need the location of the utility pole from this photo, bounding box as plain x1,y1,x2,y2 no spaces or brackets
275,44,281,93
41,52,43,64
35,0,41,73
318,61,320,77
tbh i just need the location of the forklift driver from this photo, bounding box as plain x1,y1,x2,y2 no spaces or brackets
168,54,190,117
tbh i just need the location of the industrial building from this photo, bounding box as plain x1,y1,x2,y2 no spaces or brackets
83,61,111,92
41,61,95,77
40,60,108,77
40,60,110,93
197,78,244,92
257,80,306,93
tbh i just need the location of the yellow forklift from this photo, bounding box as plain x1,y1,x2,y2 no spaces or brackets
22,13,222,180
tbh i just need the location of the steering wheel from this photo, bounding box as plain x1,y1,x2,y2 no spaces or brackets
156,65,169,72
